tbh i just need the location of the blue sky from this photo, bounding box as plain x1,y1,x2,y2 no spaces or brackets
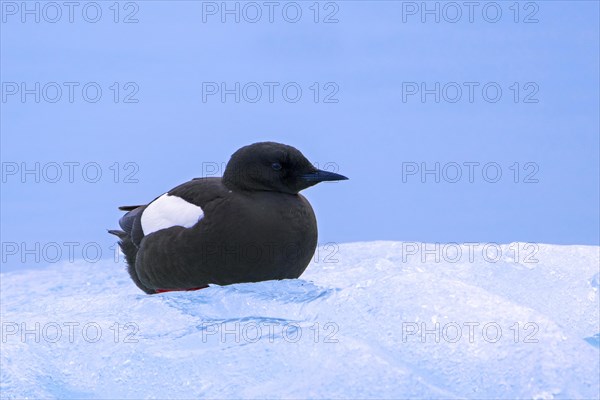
1,1,599,270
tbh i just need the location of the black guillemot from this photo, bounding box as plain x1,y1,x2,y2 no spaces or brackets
109,142,348,294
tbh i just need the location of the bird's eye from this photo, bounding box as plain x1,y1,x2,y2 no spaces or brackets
271,162,282,171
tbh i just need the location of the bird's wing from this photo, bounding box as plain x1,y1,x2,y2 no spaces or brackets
118,205,147,246
116,178,228,246
118,205,143,232
118,205,144,211
166,177,229,208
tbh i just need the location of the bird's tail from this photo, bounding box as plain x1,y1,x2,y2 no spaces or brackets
108,229,154,294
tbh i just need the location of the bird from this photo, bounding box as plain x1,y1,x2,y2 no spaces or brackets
109,141,348,294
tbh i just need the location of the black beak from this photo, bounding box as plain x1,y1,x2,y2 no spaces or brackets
300,169,349,183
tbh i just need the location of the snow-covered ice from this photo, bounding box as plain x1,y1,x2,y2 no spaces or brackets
1,242,599,399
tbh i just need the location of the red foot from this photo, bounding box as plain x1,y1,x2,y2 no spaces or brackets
155,286,208,294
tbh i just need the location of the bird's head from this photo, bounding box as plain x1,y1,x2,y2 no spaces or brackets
222,142,348,194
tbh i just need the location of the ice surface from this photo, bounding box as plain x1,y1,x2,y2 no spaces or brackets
1,242,599,399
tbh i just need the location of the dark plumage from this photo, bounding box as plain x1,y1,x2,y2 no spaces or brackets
109,142,348,294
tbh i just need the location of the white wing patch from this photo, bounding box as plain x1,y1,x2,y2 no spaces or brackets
141,194,204,236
